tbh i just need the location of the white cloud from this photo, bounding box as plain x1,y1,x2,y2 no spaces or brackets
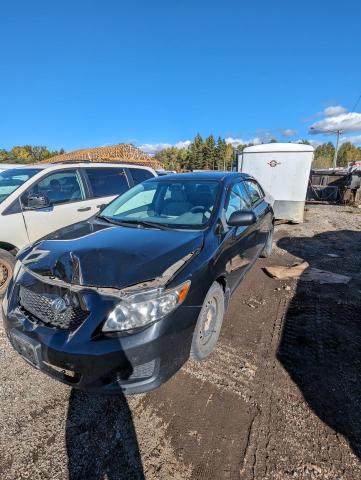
174,140,192,149
140,137,266,154
282,129,297,137
139,140,191,155
309,112,361,134
323,105,347,117
225,137,262,147
340,134,361,145
291,139,321,148
308,139,322,148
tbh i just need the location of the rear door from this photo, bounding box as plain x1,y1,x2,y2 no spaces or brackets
221,181,256,291
83,167,131,212
244,179,272,256
22,169,92,242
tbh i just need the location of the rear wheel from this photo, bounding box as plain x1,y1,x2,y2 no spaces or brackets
190,282,225,361
260,226,274,258
0,250,15,299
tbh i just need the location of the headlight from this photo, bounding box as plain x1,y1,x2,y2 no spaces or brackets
102,280,191,332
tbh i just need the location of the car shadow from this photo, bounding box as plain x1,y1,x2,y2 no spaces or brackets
277,229,361,459
66,389,145,480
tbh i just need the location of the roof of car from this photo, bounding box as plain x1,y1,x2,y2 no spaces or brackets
1,162,156,172
154,171,249,182
0,164,46,170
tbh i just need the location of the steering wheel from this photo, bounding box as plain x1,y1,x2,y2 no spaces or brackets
190,205,212,216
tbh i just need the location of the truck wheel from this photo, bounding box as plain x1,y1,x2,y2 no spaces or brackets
0,250,15,298
260,226,274,258
190,282,225,361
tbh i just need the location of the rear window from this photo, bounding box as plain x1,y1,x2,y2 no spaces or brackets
129,168,154,185
85,168,129,198
244,180,264,205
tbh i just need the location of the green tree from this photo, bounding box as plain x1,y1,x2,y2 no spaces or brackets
0,145,66,164
186,133,204,170
155,147,188,171
236,143,247,153
313,142,335,168
225,143,234,170
215,137,227,170
337,142,361,167
202,135,216,170
11,146,32,162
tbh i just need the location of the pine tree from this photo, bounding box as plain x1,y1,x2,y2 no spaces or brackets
186,134,204,170
203,135,216,170
215,137,227,170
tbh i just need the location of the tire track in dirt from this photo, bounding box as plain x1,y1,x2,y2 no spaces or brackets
184,341,257,403
239,296,289,480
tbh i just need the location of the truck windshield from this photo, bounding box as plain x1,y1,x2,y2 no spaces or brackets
100,179,220,229
0,168,41,204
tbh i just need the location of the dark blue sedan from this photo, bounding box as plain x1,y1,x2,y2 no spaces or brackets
3,172,274,394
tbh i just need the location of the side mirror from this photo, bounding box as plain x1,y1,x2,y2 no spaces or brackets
227,210,257,227
23,193,51,210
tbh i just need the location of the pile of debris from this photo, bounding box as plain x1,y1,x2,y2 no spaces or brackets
41,144,163,169
264,262,351,284
307,162,361,206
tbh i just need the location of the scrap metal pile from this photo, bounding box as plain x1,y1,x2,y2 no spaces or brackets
307,161,361,205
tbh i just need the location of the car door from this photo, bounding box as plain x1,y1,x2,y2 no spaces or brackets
244,179,272,256
221,181,256,292
82,167,131,212
22,169,92,242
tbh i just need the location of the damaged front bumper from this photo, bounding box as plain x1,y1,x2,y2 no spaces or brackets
3,268,201,395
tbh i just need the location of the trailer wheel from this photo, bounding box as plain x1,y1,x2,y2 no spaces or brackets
0,250,15,298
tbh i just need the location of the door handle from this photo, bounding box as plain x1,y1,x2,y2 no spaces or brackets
77,207,91,212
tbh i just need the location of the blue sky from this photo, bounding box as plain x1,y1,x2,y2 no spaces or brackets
1,0,361,153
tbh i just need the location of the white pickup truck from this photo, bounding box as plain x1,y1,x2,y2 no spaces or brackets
0,162,156,296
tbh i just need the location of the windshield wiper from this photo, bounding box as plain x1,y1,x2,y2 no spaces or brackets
97,215,120,225
97,216,171,230
119,219,172,230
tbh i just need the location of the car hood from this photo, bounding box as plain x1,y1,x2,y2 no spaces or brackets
18,219,204,290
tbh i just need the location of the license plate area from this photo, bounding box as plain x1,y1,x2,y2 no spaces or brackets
10,330,42,368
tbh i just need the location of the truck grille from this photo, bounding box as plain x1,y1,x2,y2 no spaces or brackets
19,286,88,330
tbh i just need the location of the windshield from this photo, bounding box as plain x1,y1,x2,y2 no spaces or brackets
100,179,220,229
0,168,41,204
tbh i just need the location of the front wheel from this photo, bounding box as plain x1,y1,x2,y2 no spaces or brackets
190,282,225,361
0,250,16,298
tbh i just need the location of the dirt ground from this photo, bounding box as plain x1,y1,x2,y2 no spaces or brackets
1,204,361,480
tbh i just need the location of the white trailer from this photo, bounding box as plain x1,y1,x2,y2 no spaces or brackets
238,143,314,223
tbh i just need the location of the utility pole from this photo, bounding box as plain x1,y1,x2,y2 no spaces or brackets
310,127,343,169
333,129,341,169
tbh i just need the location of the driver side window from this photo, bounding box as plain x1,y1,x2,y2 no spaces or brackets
26,170,84,205
225,182,252,222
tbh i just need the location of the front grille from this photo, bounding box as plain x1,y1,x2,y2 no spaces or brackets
19,286,88,330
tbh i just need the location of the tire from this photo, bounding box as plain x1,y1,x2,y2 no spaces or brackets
260,226,274,258
0,250,16,299
190,282,225,361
